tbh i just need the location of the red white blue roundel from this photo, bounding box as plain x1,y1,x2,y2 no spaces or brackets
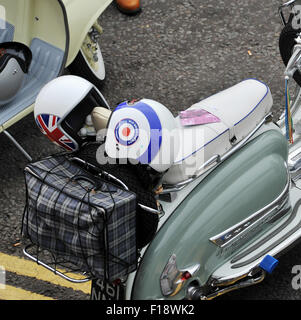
112,101,163,164
114,118,139,146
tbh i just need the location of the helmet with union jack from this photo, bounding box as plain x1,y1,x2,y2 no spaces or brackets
34,75,110,152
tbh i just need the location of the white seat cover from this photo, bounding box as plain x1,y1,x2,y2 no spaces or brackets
163,79,273,185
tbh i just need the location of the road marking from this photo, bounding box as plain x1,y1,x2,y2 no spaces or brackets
0,284,55,300
0,252,91,295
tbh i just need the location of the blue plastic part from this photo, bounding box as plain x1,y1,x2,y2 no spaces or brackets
259,255,279,273
0,19,15,43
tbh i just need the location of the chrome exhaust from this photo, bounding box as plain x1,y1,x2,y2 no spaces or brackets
186,269,266,300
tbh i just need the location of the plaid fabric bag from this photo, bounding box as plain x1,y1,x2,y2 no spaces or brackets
22,155,137,281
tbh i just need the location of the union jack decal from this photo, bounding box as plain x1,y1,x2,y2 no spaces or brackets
36,114,76,151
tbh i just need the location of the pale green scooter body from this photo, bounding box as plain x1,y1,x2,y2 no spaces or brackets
128,2,301,299
131,126,291,300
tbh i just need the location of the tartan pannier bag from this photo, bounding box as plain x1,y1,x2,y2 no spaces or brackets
22,155,137,281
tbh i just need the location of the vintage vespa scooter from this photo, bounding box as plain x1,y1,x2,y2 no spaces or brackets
0,0,112,162
21,2,301,301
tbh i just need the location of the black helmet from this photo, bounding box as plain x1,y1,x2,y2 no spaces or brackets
0,42,32,105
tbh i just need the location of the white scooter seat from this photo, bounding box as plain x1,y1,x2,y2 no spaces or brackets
163,79,273,185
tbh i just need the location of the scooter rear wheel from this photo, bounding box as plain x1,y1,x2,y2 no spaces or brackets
69,38,106,90
279,20,301,87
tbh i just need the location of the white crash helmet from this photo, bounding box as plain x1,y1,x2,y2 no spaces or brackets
0,42,32,105
105,99,179,172
34,75,110,152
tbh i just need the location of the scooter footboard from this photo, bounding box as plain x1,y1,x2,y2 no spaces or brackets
0,19,14,43
0,38,64,127
131,128,290,300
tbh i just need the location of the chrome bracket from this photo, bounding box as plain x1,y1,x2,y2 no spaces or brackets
279,0,297,26
3,130,32,162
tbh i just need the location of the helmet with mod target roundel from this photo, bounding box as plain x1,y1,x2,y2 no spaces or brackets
105,99,179,172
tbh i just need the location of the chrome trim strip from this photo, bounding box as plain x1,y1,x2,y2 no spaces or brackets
231,206,292,267
231,198,301,268
209,174,290,249
208,199,301,286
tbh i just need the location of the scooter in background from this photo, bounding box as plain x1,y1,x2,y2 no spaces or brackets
0,0,112,161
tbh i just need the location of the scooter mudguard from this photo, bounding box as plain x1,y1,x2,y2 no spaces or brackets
62,0,112,66
132,128,289,300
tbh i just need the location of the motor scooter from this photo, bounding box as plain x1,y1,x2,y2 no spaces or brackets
0,0,112,162
21,1,301,301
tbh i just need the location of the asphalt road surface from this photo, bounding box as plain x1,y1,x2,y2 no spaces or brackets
1,0,301,300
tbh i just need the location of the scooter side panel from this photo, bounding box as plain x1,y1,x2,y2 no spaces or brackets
0,0,67,51
132,129,289,300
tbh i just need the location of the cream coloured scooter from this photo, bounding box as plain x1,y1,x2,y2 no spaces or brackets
0,0,112,161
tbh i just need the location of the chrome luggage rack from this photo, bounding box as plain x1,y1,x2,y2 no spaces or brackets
23,154,164,284
23,244,92,283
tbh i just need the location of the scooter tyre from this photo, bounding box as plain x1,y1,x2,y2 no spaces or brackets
68,51,105,90
279,19,301,87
